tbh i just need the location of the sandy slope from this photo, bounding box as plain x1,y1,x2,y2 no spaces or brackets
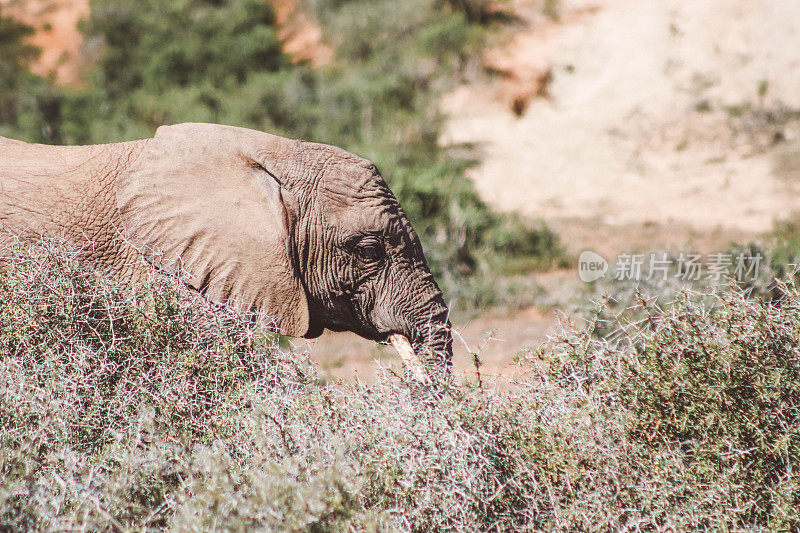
443,0,800,256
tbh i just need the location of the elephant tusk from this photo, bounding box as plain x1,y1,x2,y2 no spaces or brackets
388,334,429,383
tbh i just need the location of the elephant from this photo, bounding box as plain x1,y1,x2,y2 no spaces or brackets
0,123,452,376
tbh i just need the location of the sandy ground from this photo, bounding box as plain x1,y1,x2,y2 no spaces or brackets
443,0,800,257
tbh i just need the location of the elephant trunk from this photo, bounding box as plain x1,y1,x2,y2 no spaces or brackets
413,306,453,369
386,290,452,379
389,326,452,381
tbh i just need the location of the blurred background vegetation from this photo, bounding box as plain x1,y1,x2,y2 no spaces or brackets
0,0,565,310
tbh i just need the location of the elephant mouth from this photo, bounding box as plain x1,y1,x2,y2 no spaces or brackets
374,330,397,344
306,303,452,377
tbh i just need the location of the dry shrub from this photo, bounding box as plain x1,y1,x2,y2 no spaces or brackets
1,240,799,531
542,280,800,530
0,239,315,530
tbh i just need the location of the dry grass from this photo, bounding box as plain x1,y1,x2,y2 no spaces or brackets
1,240,799,531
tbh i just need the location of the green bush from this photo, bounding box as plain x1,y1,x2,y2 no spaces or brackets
0,11,62,144
770,214,800,279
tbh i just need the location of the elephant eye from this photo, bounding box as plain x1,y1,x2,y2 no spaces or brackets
355,239,385,263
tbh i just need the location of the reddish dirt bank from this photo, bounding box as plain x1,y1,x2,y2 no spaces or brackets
1,0,89,85
1,0,332,85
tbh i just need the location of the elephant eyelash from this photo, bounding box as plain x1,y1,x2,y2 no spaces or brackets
357,244,385,263
353,236,387,265
345,233,383,249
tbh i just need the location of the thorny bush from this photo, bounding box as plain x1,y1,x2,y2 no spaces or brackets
1,240,799,530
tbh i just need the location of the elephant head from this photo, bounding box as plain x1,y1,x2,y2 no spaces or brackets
116,123,452,373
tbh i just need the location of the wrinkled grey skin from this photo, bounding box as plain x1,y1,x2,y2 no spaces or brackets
289,145,452,357
0,123,452,372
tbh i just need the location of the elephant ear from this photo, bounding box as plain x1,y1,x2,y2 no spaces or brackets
116,123,310,337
